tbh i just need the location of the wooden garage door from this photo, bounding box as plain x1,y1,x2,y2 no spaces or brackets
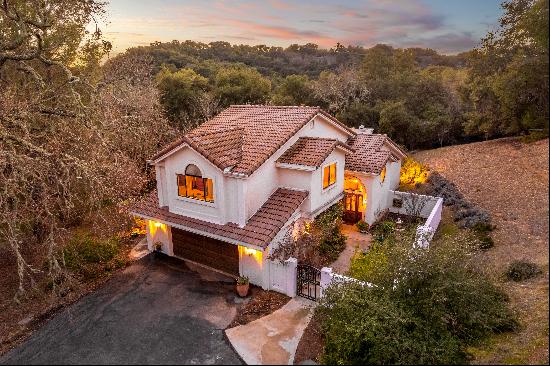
172,228,239,276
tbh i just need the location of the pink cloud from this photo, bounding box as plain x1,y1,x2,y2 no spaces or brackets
269,0,293,10
226,19,336,47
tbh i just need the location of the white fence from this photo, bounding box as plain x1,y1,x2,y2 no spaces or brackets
387,190,441,218
319,267,374,298
267,257,297,297
387,190,443,249
415,196,443,248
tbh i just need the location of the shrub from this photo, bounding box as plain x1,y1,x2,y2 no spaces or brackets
425,172,492,229
425,172,464,207
271,202,347,266
400,157,429,188
454,207,491,228
521,130,549,143
505,260,542,281
349,243,388,281
318,227,347,262
319,231,517,365
314,203,347,263
63,231,121,273
472,222,495,250
371,220,395,239
355,220,369,232
477,234,495,250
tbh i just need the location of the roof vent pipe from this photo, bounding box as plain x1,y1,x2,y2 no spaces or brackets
357,125,374,134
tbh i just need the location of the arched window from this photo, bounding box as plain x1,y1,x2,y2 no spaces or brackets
185,164,202,177
177,164,214,202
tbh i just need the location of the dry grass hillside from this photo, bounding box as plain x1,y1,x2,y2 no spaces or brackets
415,137,549,364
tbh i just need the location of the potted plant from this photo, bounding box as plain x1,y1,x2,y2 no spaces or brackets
356,220,369,234
236,276,250,297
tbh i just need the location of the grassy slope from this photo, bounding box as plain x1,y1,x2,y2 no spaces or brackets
415,137,549,364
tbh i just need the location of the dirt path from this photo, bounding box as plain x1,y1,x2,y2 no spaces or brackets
415,137,549,364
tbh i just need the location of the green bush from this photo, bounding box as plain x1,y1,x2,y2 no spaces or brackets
321,284,465,365
521,130,549,143
472,222,494,250
505,260,542,282
313,202,347,263
319,231,517,365
371,220,396,243
349,243,388,281
355,220,369,232
63,231,120,271
318,227,347,262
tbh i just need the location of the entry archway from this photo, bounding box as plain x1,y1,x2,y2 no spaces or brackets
343,176,366,223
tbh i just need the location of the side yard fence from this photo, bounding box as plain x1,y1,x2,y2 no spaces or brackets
387,190,443,249
266,257,297,297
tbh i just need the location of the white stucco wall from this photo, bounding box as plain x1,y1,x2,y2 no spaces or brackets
145,220,173,255
239,245,264,288
309,150,346,215
155,164,168,207
245,115,352,220
358,159,402,225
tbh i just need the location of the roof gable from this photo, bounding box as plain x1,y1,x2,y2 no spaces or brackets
150,105,355,176
346,133,407,174
276,137,354,168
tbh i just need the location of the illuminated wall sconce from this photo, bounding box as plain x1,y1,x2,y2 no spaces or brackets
244,247,257,256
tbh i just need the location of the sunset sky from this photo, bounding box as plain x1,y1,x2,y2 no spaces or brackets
100,0,503,55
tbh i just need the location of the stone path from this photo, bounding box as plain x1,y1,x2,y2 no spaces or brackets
225,297,315,365
330,224,371,274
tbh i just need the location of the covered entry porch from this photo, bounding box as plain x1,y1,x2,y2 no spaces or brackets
343,175,367,224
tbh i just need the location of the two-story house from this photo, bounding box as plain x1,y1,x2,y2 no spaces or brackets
131,105,406,288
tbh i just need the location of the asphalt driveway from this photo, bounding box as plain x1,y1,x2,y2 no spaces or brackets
1,254,242,365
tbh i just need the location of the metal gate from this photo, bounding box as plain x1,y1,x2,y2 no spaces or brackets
297,264,321,301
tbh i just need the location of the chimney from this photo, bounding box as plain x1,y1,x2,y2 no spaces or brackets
357,125,374,134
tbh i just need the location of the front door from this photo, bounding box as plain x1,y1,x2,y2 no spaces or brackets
343,193,363,224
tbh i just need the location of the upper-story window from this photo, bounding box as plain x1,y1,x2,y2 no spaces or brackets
323,162,337,189
380,166,387,184
177,164,214,203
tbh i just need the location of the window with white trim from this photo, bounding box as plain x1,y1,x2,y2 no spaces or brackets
177,164,214,203
323,162,337,189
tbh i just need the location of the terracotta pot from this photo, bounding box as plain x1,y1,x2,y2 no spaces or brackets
236,283,249,297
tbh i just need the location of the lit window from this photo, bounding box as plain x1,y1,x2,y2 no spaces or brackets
177,164,214,203
323,162,337,189
380,166,387,183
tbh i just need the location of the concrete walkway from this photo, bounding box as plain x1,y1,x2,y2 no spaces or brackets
331,224,371,274
129,237,149,260
225,297,315,365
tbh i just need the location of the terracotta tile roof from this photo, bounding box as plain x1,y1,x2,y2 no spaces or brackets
130,188,308,249
187,127,244,169
150,105,355,175
276,137,354,168
345,134,406,174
